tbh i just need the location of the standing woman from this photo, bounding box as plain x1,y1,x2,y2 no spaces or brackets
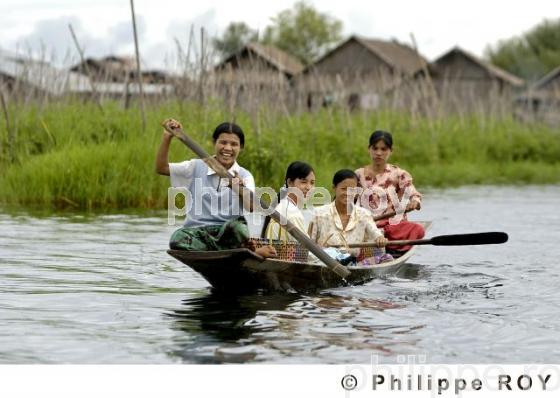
262,161,316,242
355,130,425,254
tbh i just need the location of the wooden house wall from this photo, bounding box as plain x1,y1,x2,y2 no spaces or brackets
295,40,406,110
540,73,560,94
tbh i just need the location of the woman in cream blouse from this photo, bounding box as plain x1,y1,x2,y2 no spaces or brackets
263,161,315,242
308,169,387,257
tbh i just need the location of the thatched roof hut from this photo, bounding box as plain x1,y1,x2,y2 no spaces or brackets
71,55,168,84
416,46,525,113
0,49,89,96
297,35,427,110
533,65,560,93
426,46,524,88
516,65,560,125
303,35,427,78
214,42,304,82
211,42,305,110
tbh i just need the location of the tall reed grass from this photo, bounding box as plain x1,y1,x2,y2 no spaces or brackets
1,100,559,209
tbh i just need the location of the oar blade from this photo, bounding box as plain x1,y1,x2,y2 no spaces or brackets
431,232,508,246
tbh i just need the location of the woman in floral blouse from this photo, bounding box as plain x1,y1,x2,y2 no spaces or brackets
308,169,387,258
355,130,425,253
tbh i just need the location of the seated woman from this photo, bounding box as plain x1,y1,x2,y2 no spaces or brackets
262,161,315,242
308,169,388,264
355,130,425,254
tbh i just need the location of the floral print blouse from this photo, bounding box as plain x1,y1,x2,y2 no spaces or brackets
355,164,422,217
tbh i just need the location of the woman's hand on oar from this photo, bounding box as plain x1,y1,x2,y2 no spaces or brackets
245,239,277,259
406,198,421,211
162,118,181,139
372,198,420,223
374,235,388,247
373,208,414,222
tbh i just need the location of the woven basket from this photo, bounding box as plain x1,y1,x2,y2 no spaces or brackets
356,246,386,262
249,238,309,262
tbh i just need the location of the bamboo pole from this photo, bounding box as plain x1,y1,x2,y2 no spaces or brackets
130,0,146,132
410,32,437,106
68,24,105,113
198,27,206,106
0,89,15,163
186,24,195,81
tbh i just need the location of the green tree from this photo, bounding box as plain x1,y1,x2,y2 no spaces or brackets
262,1,343,65
485,18,560,81
213,22,258,59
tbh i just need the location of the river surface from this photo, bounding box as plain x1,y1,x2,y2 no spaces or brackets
1,185,559,364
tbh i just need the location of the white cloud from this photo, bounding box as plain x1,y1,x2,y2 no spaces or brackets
1,0,558,69
9,15,149,66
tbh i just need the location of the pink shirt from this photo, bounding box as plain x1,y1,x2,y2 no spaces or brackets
355,164,422,218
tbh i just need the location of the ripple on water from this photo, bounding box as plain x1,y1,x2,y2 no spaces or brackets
2,187,560,363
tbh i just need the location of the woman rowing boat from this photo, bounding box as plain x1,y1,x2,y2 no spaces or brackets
155,118,276,258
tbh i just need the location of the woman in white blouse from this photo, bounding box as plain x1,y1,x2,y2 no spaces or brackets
262,161,315,242
308,169,387,257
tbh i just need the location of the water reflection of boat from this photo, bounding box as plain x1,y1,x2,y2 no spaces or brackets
166,291,417,363
168,222,431,293
166,291,301,363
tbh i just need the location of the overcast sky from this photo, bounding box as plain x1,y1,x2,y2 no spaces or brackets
1,0,559,70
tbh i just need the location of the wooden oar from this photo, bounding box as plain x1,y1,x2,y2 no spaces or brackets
334,232,509,248
162,122,350,279
373,208,413,222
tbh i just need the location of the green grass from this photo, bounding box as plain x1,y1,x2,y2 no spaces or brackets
1,100,559,209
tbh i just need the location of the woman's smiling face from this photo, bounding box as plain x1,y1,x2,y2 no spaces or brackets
214,133,241,168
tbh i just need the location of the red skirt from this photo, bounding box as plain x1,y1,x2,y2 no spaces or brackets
377,220,425,252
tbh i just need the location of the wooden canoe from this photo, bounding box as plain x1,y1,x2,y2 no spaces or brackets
168,221,431,293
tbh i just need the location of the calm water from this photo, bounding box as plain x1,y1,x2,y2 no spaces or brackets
1,185,560,364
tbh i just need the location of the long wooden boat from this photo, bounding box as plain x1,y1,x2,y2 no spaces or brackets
168,221,431,293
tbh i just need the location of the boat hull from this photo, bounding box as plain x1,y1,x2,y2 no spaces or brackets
168,222,431,293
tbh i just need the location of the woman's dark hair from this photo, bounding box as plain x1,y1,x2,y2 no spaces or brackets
260,161,314,238
332,169,358,187
212,122,245,148
284,161,314,186
369,130,393,149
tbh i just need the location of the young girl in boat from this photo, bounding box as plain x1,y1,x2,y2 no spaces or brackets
308,169,389,264
355,130,425,254
261,161,315,241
